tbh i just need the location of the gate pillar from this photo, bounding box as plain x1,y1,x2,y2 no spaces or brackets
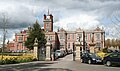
45,42,52,61
34,38,39,60
75,42,81,61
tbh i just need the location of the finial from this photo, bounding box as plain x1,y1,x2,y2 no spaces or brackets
34,38,38,43
48,9,49,15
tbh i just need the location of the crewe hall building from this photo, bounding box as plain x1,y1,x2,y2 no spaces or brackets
7,11,105,53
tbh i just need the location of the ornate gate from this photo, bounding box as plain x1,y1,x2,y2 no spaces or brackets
38,45,46,61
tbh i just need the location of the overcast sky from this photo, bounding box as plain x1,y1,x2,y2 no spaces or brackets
0,0,120,41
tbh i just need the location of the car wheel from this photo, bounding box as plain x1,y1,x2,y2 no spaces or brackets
106,61,111,66
88,60,92,64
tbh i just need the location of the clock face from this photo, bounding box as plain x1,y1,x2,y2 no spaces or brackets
46,15,50,19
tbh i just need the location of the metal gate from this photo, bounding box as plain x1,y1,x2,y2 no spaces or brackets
38,45,46,61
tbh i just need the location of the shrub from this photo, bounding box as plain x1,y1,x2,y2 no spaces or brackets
0,53,36,65
97,51,107,60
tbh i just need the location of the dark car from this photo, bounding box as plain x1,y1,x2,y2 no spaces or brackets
107,49,120,53
81,53,102,64
103,53,120,66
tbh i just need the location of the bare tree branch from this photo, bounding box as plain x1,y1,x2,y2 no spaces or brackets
0,12,9,62
114,16,120,22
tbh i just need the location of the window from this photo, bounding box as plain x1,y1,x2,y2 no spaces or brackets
96,43,101,48
90,33,92,40
77,34,82,37
60,34,62,39
110,54,118,58
60,33,63,39
22,43,24,46
68,43,70,48
48,36,52,41
68,34,70,39
77,34,82,41
46,23,50,32
96,33,100,40
72,34,74,39
18,36,23,42
50,36,52,40
85,34,87,40
118,54,120,58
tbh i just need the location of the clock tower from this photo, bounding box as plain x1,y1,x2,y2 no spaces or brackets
44,10,53,32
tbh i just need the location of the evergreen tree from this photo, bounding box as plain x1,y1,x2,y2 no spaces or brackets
25,21,47,50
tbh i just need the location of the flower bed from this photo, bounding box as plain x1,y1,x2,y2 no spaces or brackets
0,53,37,65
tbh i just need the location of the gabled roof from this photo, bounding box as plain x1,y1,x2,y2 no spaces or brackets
59,28,66,32
94,27,102,31
75,28,84,32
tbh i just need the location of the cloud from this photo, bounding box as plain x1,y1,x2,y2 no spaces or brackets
0,0,37,29
0,0,120,40
54,14,99,30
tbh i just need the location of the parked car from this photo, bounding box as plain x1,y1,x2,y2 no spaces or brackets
103,53,120,66
63,50,67,56
53,52,58,60
107,50,120,53
81,53,102,64
55,50,64,57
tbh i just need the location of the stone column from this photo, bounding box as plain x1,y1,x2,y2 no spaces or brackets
34,38,39,60
45,42,51,61
75,42,81,61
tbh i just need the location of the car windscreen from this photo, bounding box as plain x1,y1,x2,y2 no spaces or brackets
56,51,60,53
89,53,100,58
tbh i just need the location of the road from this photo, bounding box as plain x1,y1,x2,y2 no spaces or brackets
46,54,120,71
0,54,120,71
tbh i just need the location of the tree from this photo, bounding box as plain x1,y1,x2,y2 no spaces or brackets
115,39,119,47
111,39,115,47
0,12,9,64
25,21,46,50
102,47,108,53
105,39,110,48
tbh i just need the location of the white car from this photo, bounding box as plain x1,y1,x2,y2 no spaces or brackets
55,50,64,57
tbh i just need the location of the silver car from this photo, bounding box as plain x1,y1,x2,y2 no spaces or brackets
55,50,64,57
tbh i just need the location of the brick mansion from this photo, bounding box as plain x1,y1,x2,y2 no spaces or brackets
6,11,105,53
